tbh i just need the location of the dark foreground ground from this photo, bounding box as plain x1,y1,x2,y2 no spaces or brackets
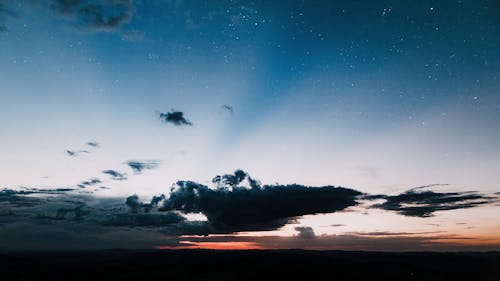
1,250,499,281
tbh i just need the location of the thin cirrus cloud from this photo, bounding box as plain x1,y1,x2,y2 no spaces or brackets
0,2,16,32
0,0,134,33
77,178,101,189
222,104,234,114
102,169,127,180
66,149,90,157
367,189,497,217
49,0,134,32
86,141,100,148
126,160,160,174
66,141,100,157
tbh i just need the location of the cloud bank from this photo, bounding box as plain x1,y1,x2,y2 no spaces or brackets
0,170,498,250
159,170,361,233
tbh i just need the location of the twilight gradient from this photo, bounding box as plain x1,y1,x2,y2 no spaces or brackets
0,0,499,250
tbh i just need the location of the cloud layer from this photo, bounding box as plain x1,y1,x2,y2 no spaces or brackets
0,170,498,250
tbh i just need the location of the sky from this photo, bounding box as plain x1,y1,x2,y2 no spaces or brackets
0,0,499,251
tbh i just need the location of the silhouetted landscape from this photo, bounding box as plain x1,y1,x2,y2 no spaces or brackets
2,250,499,281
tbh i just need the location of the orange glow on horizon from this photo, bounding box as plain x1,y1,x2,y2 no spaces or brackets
156,241,263,250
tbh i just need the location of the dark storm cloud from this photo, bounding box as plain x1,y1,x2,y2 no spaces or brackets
159,170,361,233
126,160,160,174
368,189,496,217
159,110,193,126
102,169,127,180
295,226,315,239
49,0,133,32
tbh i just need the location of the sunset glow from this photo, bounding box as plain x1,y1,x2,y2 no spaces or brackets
156,241,263,251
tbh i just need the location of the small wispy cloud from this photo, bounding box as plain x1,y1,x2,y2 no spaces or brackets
126,160,160,174
102,170,127,181
67,141,100,157
78,178,102,188
66,149,90,157
86,141,100,148
367,189,497,217
222,104,234,114
159,110,192,126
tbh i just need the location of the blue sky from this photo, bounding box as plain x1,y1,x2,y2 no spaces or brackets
0,0,499,250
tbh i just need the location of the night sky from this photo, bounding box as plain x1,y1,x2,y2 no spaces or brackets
0,0,499,251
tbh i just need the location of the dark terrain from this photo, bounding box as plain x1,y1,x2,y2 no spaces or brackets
1,250,499,281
